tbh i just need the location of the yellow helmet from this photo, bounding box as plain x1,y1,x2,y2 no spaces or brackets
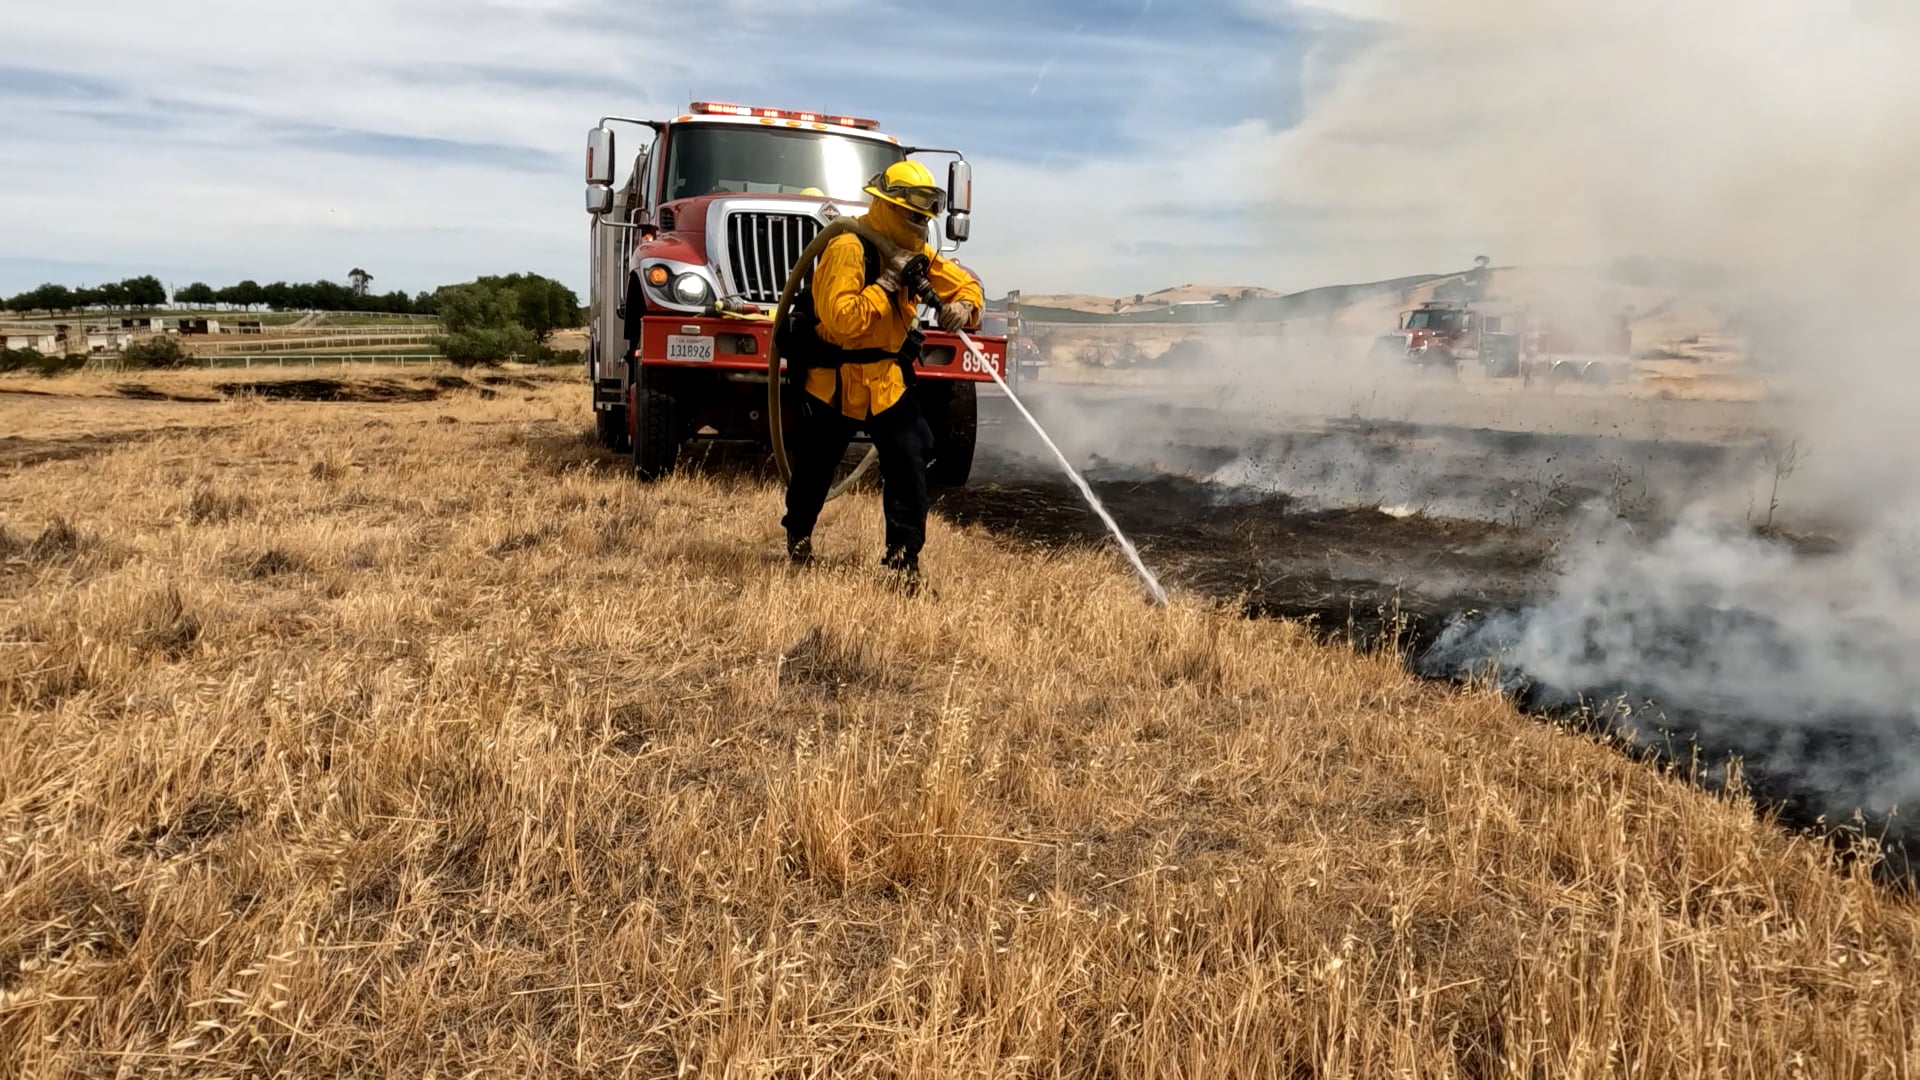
863,160,946,218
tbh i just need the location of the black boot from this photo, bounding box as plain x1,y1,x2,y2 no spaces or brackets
787,533,814,566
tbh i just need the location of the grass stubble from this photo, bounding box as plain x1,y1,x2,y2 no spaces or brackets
0,366,1915,1078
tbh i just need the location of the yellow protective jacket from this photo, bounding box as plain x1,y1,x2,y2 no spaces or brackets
804,199,985,420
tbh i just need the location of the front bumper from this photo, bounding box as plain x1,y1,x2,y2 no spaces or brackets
637,315,1007,381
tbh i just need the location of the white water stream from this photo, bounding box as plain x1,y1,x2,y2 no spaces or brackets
956,331,1169,606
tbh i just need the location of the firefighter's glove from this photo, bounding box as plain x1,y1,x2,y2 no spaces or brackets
937,300,977,334
874,250,930,297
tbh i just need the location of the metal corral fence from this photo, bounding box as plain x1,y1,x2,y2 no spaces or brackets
194,332,441,354
212,324,442,338
198,354,444,369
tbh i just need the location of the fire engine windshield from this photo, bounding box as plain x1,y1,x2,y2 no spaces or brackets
1404,309,1466,331
663,126,904,202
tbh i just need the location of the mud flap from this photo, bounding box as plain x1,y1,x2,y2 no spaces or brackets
922,380,978,487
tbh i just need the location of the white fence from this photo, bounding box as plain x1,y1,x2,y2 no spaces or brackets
194,332,440,354
199,354,443,369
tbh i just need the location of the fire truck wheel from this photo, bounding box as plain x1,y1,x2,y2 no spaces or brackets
631,370,681,481
922,380,977,488
597,405,631,453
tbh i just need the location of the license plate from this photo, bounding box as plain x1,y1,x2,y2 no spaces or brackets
665,334,713,362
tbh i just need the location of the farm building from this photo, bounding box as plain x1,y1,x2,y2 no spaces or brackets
177,317,221,334
4,331,59,354
84,332,135,353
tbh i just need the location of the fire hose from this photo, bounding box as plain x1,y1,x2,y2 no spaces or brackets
764,217,1168,605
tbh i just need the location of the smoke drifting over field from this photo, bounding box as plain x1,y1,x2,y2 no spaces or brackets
1418,505,1920,841
1283,0,1920,844
1005,1,1920,846
1281,0,1920,499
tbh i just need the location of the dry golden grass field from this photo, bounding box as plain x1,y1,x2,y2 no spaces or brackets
1,365,1916,1078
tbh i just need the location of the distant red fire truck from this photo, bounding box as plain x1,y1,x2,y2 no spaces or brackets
1369,299,1632,381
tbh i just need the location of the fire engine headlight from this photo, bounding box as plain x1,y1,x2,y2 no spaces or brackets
670,273,712,307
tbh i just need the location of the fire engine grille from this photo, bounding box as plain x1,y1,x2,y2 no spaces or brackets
724,212,824,304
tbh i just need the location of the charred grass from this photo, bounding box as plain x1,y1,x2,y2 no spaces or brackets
0,366,1915,1077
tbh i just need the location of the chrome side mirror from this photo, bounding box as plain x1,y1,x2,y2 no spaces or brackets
945,159,972,242
586,127,615,186
947,159,971,214
586,185,614,215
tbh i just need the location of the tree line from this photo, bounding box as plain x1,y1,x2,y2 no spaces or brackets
5,269,587,368
7,275,169,313
171,277,433,316
5,270,433,317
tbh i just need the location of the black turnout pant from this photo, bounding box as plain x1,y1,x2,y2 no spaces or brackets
781,388,934,561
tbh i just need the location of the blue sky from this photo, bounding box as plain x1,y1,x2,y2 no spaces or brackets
0,0,1412,300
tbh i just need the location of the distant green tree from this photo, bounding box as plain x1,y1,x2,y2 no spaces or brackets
9,284,74,314
521,275,581,343
349,267,373,296
174,282,218,306
308,279,355,311
433,279,536,366
217,280,265,310
458,272,582,343
121,275,167,308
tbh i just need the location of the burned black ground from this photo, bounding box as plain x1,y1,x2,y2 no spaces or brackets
950,388,1916,883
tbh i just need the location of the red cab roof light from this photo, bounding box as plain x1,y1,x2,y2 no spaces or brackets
688,101,881,130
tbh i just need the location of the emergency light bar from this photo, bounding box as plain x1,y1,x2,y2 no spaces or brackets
688,101,881,130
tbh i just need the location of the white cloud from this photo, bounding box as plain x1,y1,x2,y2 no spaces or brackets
0,0,681,293
973,0,1920,296
0,0,1389,298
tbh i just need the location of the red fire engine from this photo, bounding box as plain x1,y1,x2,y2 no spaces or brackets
584,102,1007,484
1368,299,1632,381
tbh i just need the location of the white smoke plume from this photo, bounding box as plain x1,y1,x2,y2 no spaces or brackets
1269,0,1920,509
986,0,1920,847
1269,0,1920,842
1418,502,1920,832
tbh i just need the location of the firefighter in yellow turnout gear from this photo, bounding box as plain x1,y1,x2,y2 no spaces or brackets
781,160,984,592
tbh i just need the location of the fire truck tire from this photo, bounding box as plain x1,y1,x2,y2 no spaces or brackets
631,369,681,481
922,380,977,488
